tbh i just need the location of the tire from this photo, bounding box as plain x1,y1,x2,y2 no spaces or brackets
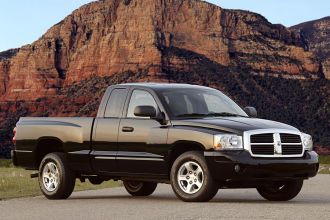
170,151,218,202
123,181,157,196
256,179,303,201
38,153,75,200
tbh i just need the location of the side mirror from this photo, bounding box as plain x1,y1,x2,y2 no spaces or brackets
134,106,167,125
134,106,157,118
244,106,257,118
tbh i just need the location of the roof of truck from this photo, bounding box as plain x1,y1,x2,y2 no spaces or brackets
117,82,212,90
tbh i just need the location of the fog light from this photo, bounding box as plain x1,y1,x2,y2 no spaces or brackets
234,164,240,173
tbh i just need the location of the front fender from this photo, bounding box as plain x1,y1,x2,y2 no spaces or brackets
167,126,217,150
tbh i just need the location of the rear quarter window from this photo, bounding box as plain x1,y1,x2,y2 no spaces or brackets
104,89,128,117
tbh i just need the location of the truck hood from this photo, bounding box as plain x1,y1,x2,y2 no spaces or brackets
171,117,299,134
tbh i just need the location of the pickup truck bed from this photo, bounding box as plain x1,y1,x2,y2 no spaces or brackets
13,117,94,171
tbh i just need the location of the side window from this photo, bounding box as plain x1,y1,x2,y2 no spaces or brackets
127,90,158,118
104,89,127,118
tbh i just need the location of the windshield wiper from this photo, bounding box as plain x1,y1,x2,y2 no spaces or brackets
206,112,247,117
176,112,247,118
176,113,208,118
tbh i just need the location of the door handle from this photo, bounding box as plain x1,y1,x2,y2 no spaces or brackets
122,126,134,132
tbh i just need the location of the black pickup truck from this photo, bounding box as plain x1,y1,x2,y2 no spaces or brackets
12,83,319,202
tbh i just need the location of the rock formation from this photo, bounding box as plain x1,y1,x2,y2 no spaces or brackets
0,0,323,101
291,16,330,79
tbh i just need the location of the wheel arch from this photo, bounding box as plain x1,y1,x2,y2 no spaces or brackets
168,140,205,172
35,137,65,168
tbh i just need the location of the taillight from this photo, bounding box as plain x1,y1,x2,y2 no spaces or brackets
13,127,17,145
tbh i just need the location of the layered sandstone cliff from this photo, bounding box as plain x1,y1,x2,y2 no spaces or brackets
291,17,330,79
0,0,323,101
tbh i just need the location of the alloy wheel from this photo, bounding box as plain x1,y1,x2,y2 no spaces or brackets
42,162,60,192
177,161,204,194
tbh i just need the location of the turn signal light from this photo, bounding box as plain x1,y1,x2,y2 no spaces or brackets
13,127,17,145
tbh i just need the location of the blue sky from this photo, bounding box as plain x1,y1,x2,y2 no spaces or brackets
208,0,330,26
0,0,329,52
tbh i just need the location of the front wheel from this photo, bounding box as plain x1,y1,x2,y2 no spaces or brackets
170,151,218,202
256,180,303,201
123,181,157,196
38,153,75,199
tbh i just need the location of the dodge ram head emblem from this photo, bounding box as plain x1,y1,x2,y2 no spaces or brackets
274,133,282,155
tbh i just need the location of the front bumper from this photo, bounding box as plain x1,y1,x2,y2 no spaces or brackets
204,150,319,183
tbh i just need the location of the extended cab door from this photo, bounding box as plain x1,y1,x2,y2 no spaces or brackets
91,87,129,173
117,89,169,176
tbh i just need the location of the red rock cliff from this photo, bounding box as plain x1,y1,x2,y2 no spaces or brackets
0,0,322,101
290,17,330,79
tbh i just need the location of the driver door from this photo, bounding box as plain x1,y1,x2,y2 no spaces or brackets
117,89,169,176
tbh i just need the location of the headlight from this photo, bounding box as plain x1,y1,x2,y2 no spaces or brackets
301,133,313,151
213,134,243,151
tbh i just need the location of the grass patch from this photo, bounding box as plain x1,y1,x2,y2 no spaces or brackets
319,165,330,174
319,155,330,164
0,159,120,200
0,159,13,167
319,170,330,174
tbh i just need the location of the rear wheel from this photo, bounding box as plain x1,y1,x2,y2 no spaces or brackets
256,180,303,201
38,153,75,199
170,151,218,202
123,181,157,196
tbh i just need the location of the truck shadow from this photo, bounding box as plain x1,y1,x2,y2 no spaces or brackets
68,194,330,205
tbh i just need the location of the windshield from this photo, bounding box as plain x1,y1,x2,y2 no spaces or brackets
159,88,248,118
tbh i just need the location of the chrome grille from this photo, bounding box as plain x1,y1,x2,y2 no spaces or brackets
282,144,303,155
250,133,274,155
251,144,274,155
280,133,301,143
244,129,304,158
280,133,303,155
250,133,273,143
